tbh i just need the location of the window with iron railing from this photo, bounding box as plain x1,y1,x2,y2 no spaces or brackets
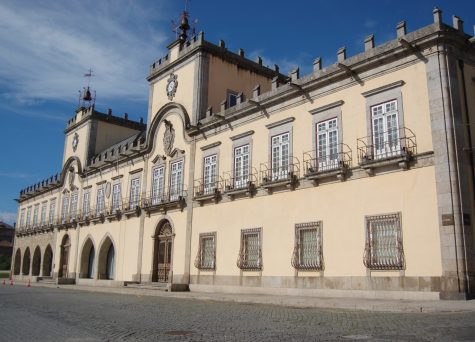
291,222,323,270
151,166,165,205
96,188,105,216
194,232,216,270
33,204,39,226
19,208,25,228
48,199,56,225
371,100,400,159
317,118,339,170
203,154,218,195
70,191,78,220
61,196,68,223
129,178,141,208
40,202,47,225
234,144,250,189
82,191,90,217
237,228,262,270
363,213,405,270
170,160,183,201
111,183,121,212
271,132,290,181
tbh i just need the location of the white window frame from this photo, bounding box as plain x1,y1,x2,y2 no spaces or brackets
317,118,339,170
233,144,250,189
40,202,47,226
151,166,165,205
271,132,290,181
33,204,39,226
203,154,218,195
169,160,184,201
82,191,90,217
129,178,141,208
111,183,121,213
371,100,400,159
61,194,69,223
48,199,56,225
26,206,32,227
70,191,78,220
19,208,25,228
96,188,105,215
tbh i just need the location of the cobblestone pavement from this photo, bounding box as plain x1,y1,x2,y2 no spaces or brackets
1,286,475,342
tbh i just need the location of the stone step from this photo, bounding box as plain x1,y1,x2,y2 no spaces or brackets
124,283,169,291
37,277,55,284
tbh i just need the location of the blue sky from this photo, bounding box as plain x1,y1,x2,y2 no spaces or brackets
1,0,474,225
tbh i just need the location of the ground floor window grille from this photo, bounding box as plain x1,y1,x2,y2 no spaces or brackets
194,232,216,270
363,213,404,270
237,228,262,270
291,222,323,270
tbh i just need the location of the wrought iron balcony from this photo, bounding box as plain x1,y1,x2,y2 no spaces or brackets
193,177,223,203
303,143,352,182
357,127,416,172
259,156,300,191
142,187,187,214
223,168,258,198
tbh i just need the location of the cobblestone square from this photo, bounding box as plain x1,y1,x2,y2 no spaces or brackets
1,286,475,341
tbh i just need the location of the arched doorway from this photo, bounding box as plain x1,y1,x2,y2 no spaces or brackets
22,247,31,275
42,245,53,277
32,246,41,276
98,236,115,280
152,220,173,283
13,249,21,275
80,238,95,279
59,235,71,278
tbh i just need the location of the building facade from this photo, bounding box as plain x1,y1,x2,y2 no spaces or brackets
12,9,475,299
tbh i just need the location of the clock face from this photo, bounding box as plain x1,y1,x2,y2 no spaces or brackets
72,133,79,152
166,74,178,100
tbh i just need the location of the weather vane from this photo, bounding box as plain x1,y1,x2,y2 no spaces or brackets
78,68,96,109
172,0,198,42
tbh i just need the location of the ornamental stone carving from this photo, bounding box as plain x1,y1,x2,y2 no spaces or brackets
163,119,175,157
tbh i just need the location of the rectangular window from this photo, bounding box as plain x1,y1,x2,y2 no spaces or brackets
364,213,404,270
371,100,400,159
227,91,238,108
271,132,290,181
96,188,105,215
170,160,183,201
82,191,90,217
151,166,165,205
26,207,32,227
237,228,262,270
111,183,121,212
48,199,56,225
129,178,140,208
33,204,39,226
40,202,47,225
203,154,217,194
194,233,216,270
61,195,69,223
317,118,339,171
292,222,323,270
70,192,78,220
19,208,25,228
234,144,250,188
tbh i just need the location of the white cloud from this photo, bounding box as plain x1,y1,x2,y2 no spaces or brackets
0,0,169,104
0,212,17,225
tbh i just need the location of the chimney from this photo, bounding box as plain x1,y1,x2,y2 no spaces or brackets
337,47,346,62
453,16,464,32
433,7,442,25
289,67,299,82
253,85,260,98
313,57,322,72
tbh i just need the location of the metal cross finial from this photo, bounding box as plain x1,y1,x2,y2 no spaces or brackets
184,0,190,12
84,68,94,86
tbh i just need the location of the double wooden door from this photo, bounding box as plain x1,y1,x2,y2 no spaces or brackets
154,236,172,282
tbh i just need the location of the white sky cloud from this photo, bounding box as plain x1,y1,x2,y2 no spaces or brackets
0,0,169,104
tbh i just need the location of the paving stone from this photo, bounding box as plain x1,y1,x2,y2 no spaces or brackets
1,286,475,341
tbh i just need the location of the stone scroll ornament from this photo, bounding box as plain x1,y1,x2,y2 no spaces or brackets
68,167,75,191
163,120,175,157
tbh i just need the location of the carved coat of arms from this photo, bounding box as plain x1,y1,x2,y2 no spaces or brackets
163,120,175,156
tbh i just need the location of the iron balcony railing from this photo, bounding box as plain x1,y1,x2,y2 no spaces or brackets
303,143,352,176
141,187,188,208
357,127,416,165
223,168,258,193
260,156,300,185
122,195,142,212
194,176,224,198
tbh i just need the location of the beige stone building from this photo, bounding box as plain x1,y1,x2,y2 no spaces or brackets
12,9,475,300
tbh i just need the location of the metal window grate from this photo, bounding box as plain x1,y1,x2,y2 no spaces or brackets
363,213,405,270
194,233,216,270
291,222,323,270
237,228,262,270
